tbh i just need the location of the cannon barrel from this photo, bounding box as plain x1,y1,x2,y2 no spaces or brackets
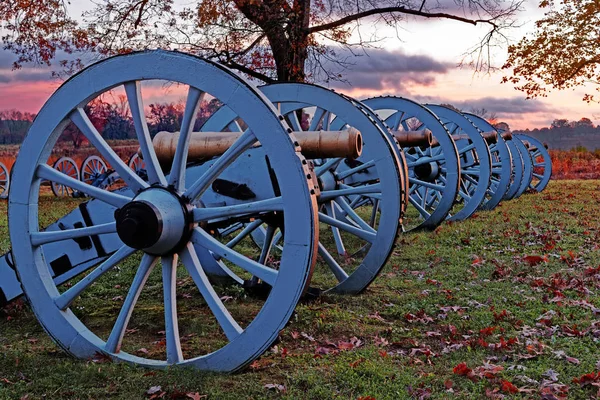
501,131,513,141
151,128,362,165
393,130,432,147
432,130,499,148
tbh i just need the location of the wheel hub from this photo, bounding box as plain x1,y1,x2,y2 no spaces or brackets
115,188,194,255
414,158,439,182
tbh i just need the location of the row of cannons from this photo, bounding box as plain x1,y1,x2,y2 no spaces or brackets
0,51,551,372
0,152,144,199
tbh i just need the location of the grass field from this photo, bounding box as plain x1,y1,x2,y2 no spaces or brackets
1,180,600,399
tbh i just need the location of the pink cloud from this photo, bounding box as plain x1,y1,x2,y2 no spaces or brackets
0,81,60,113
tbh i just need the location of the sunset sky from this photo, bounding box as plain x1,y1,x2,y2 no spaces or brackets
0,0,597,130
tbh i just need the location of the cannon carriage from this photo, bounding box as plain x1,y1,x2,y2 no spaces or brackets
0,50,553,372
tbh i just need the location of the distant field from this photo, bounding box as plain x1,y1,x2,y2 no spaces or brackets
1,180,600,399
0,141,139,172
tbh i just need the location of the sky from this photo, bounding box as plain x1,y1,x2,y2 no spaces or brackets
0,0,597,130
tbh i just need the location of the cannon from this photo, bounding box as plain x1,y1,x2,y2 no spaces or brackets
463,113,513,211
196,82,406,294
0,162,9,199
362,96,461,231
7,50,324,372
51,156,80,196
516,134,552,192
151,128,363,165
419,105,492,221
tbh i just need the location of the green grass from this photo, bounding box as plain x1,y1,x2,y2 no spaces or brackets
2,180,600,399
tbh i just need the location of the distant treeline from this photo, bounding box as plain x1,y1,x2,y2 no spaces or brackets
0,110,36,144
0,97,222,147
513,118,600,151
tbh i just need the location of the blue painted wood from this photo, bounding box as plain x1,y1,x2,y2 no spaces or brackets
51,157,80,197
362,97,461,230
8,50,319,372
425,105,492,221
513,137,534,198
201,82,405,294
0,162,9,199
463,113,513,210
515,134,552,192
504,139,525,200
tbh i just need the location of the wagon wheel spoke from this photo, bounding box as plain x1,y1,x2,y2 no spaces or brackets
54,245,137,310
162,254,183,363
421,187,429,209
409,193,432,218
125,81,167,186
457,143,476,155
31,222,117,246
309,107,327,131
462,173,479,186
192,197,283,222
318,242,349,282
70,108,148,193
191,228,278,286
315,158,344,177
318,210,376,243
338,183,382,200
105,254,159,353
37,164,132,208
285,110,302,131
319,183,381,202
180,243,243,341
258,225,277,265
169,87,205,191
184,129,257,201
461,168,482,177
322,111,332,130
323,201,346,255
390,111,405,131
369,199,380,228
406,153,445,168
225,219,264,248
335,160,376,180
334,197,377,234
404,152,418,162
408,177,445,192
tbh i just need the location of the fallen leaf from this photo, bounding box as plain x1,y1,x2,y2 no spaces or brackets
264,383,286,393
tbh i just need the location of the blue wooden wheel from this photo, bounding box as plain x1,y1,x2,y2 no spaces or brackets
463,113,512,210
426,105,492,221
515,134,552,192
513,137,534,198
503,138,525,200
8,50,319,372
81,155,108,186
200,83,405,294
127,153,147,180
0,162,9,199
51,157,80,197
362,97,460,230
